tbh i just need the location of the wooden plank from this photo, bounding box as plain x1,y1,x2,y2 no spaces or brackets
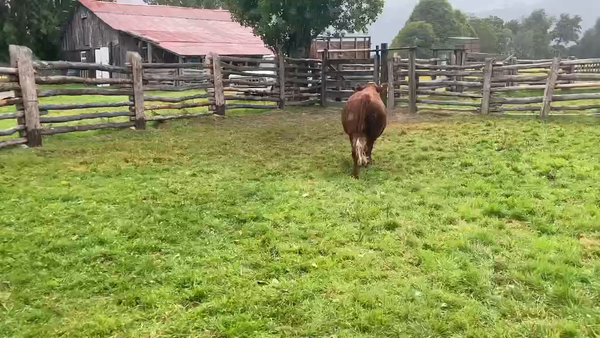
0,67,17,75
399,70,484,77
141,62,209,69
146,112,213,121
38,88,133,97
39,101,134,111
42,122,135,135
328,59,375,65
144,93,211,103
418,80,482,87
494,62,553,71
493,74,548,83
491,106,541,112
222,70,278,79
286,99,320,106
417,99,481,107
417,90,482,99
33,61,129,73
145,101,214,110
224,95,280,102
144,84,212,91
143,74,212,81
225,104,278,109
285,57,321,63
0,125,25,137
40,111,133,123
0,82,20,91
0,111,23,120
491,96,543,104
35,76,132,85
480,59,494,114
491,85,546,92
223,79,277,87
553,93,600,102
408,48,417,115
211,53,226,115
219,56,274,64
561,58,600,66
541,56,561,119
417,106,479,113
0,137,27,149
551,104,600,111
13,46,41,147
328,70,374,76
558,74,600,81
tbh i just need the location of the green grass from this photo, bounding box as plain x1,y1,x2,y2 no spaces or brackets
2,108,600,337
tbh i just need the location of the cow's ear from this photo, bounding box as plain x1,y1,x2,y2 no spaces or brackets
376,84,388,93
355,84,365,92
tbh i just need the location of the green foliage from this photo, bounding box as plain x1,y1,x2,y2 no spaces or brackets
570,18,600,58
391,21,436,58
2,109,600,337
469,16,513,54
407,0,474,42
143,0,224,8
550,14,583,47
224,0,383,57
0,0,79,62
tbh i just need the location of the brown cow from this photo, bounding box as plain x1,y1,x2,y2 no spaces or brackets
341,82,388,179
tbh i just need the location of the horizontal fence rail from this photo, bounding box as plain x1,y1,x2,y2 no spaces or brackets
1,44,599,150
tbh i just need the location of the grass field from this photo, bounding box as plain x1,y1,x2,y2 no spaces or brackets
2,107,600,337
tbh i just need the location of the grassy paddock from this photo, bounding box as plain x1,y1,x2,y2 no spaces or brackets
2,108,600,337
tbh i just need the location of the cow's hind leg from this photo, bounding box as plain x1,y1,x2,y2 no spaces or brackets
352,146,360,179
366,137,376,166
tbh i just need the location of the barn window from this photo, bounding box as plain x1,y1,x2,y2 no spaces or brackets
82,15,89,47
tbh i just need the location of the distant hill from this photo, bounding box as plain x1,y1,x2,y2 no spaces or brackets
368,0,598,47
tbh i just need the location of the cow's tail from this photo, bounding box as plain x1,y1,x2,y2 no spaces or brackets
353,136,368,166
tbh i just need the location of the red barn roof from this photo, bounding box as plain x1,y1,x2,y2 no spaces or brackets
78,0,272,56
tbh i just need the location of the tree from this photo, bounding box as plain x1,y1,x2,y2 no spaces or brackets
571,18,600,58
407,0,474,42
0,0,80,62
469,16,512,54
391,21,436,58
520,9,554,58
144,0,224,8
224,0,384,57
550,14,582,48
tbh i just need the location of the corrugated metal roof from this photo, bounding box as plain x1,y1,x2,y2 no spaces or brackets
78,0,271,56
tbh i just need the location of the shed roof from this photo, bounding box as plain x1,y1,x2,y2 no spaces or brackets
78,0,272,56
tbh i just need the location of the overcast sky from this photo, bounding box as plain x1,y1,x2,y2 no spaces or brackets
368,0,598,46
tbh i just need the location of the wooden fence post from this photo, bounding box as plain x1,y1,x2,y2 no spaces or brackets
374,45,380,85
8,46,26,139
480,58,494,114
387,57,395,110
540,55,561,119
278,52,286,109
210,52,226,115
127,52,146,130
321,49,328,107
380,43,389,104
11,45,41,147
408,47,418,115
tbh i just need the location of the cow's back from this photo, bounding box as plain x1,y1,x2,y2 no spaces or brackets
342,90,386,137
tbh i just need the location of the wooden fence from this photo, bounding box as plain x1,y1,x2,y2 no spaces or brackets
2,44,600,150
0,46,324,149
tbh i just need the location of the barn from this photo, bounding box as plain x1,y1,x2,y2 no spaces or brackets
60,0,272,69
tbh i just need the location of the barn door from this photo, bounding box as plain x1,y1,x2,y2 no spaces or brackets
95,47,110,87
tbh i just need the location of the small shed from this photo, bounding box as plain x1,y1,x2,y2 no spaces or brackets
60,0,271,68
446,37,481,54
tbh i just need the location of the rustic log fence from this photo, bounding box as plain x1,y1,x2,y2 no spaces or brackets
1,44,600,150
